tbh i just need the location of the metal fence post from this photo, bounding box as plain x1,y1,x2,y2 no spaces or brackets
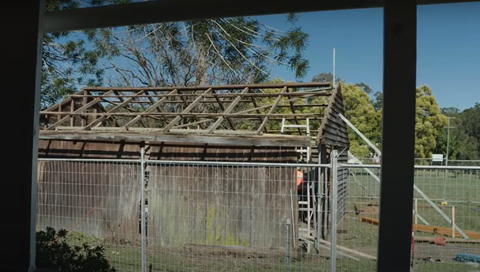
316,152,322,252
330,150,338,272
286,219,291,272
323,168,329,240
140,146,147,272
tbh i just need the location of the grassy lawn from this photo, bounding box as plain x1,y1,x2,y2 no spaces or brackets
347,169,480,233
413,262,480,272
60,229,476,272
339,168,480,272
103,244,478,272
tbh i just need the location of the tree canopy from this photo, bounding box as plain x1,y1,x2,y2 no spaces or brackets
40,1,479,161
41,0,308,108
311,73,476,160
41,0,128,108
94,17,309,87
340,84,381,157
433,103,480,160
414,85,449,158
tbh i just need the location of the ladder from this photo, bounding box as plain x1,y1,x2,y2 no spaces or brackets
281,118,311,162
298,179,317,238
282,118,316,238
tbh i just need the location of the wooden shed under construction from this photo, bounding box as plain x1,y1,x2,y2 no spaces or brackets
36,82,349,249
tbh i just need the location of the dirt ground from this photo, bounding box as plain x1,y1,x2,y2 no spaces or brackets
348,242,480,267
413,243,480,263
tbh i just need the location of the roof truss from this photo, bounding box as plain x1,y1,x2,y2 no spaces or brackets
40,82,339,146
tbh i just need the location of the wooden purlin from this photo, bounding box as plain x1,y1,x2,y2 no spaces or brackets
144,90,170,124
211,89,236,130
66,90,331,99
255,86,287,135
83,90,146,130
39,131,311,147
285,87,302,135
98,92,153,118
206,87,249,134
162,88,212,132
40,112,323,118
122,89,178,129
40,83,337,139
248,88,267,134
46,90,114,130
177,89,207,130
81,82,332,91
42,89,85,113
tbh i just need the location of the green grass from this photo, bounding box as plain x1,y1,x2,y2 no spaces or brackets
106,246,375,272
53,219,478,272
103,245,478,272
58,230,476,272
413,262,480,272
347,169,480,233
339,169,480,272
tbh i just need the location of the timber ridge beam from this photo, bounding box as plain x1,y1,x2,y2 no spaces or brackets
38,131,312,147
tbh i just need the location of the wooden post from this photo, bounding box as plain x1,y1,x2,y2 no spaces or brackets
82,91,88,126
377,1,417,271
58,100,62,123
70,99,74,126
6,1,44,271
92,108,97,125
451,206,455,238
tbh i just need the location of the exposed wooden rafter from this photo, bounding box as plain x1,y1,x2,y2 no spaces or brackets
46,90,114,130
40,82,344,147
83,90,146,130
255,86,287,135
123,89,178,130
206,87,249,134
162,88,212,132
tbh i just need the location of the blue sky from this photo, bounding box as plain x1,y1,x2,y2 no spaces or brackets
254,2,479,110
90,2,479,110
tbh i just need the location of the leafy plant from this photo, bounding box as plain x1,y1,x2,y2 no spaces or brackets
36,227,116,272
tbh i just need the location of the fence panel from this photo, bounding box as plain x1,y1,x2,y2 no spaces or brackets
36,159,142,272
144,161,334,272
336,164,381,272
411,166,480,272
341,163,480,272
36,157,479,272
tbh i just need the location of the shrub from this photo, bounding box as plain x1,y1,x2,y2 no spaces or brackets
36,227,116,272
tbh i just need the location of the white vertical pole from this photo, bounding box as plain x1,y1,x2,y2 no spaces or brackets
316,147,322,252
414,199,418,225
330,150,338,272
306,118,311,162
286,219,291,271
307,178,311,234
333,48,336,87
140,146,146,272
323,164,329,241
443,117,455,200
451,206,455,238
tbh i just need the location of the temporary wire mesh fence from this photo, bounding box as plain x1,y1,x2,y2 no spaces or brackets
35,158,480,272
414,158,480,167
36,159,143,272
343,163,480,272
144,161,333,272
411,165,480,272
